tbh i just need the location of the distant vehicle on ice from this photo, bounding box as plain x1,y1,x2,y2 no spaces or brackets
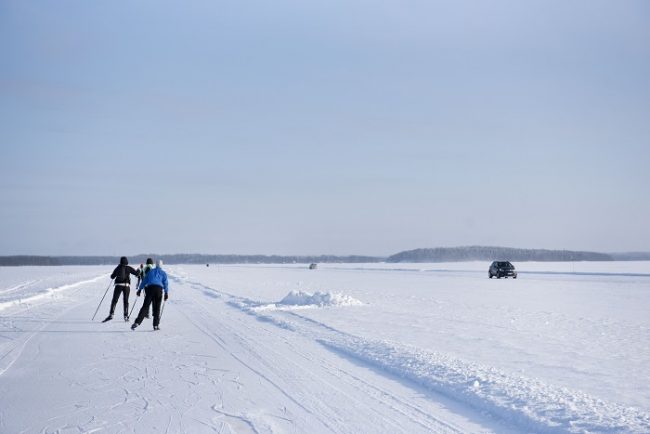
489,261,517,279
309,263,318,270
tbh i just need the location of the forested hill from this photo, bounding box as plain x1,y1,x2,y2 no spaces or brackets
386,246,613,263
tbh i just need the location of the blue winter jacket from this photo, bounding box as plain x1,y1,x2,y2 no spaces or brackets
139,266,169,294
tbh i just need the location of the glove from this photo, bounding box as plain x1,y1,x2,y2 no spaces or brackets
136,290,141,297
164,293,169,301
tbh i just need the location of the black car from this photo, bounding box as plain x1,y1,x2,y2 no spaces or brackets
489,261,517,279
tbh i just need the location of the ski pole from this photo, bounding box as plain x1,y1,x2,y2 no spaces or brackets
92,278,114,321
127,291,140,320
160,298,166,321
127,269,143,320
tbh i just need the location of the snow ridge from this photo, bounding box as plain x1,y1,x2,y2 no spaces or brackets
319,336,650,434
0,275,107,312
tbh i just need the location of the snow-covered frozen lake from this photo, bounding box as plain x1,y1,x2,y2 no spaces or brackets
1,261,649,433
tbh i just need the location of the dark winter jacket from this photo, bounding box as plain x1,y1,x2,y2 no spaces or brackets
111,257,139,285
139,267,169,294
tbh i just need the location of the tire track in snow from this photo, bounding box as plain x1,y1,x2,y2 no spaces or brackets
178,278,472,433
173,297,338,433
184,283,407,433
179,277,458,432
215,303,462,433
178,282,416,433
278,331,464,433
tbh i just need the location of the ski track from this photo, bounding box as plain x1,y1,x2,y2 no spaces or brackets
0,279,42,296
0,274,107,377
176,293,379,433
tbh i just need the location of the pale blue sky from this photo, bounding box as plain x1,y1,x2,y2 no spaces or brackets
1,1,649,256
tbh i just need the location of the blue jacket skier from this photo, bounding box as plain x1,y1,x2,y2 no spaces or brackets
131,259,169,331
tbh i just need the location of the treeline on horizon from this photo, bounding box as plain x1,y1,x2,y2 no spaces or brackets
0,254,381,266
1,247,649,266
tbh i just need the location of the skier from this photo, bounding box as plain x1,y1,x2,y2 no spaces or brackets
131,259,169,331
141,257,154,278
104,256,140,322
138,258,155,318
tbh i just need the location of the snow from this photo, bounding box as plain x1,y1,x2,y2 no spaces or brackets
1,261,649,433
279,290,363,308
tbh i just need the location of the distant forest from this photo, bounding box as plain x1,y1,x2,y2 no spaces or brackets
1,247,649,266
0,254,382,266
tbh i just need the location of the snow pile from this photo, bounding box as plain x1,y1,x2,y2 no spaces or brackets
231,291,364,313
278,290,363,308
320,336,650,433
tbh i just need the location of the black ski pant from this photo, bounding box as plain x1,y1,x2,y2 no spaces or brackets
134,285,163,327
110,285,130,316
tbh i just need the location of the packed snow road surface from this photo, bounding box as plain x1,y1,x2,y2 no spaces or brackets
0,262,649,433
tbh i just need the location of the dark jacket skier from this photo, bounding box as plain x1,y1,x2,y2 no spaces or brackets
132,259,169,331
104,256,139,322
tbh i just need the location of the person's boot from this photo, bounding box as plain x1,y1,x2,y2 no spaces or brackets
102,313,114,323
131,322,139,330
154,326,160,331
